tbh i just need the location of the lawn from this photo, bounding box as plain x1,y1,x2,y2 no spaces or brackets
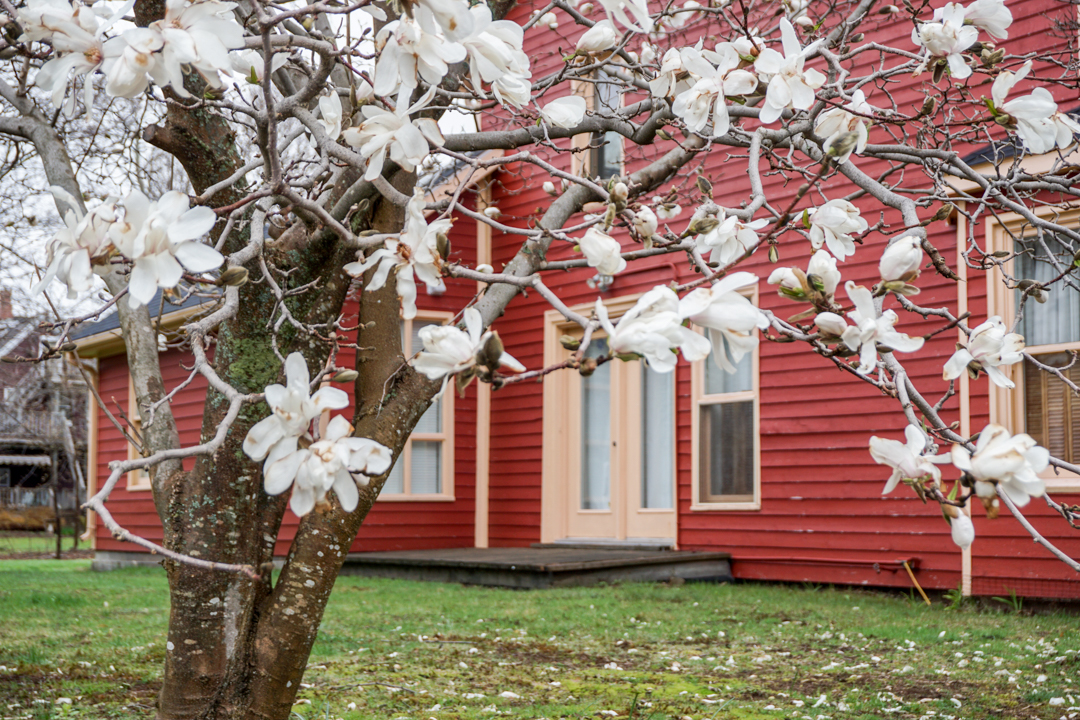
1,560,1078,719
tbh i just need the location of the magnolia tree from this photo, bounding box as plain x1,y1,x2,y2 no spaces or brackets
4,0,1080,715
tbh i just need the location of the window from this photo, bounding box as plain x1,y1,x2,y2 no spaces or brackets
127,375,152,491
380,314,455,500
590,69,623,180
571,71,624,181
984,210,1080,489
1014,237,1080,466
691,296,760,510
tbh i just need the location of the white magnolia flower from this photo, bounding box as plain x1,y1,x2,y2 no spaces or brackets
492,72,532,108
576,19,620,55
753,19,825,124
264,415,392,517
415,0,474,41
230,49,288,84
149,0,245,95
950,513,975,549
460,4,530,97
639,42,657,65
912,3,978,80
673,43,757,136
243,352,351,474
578,227,627,275
732,34,768,59
655,201,682,220
597,286,711,373
942,316,1024,388
108,190,223,309
103,28,160,98
951,424,1049,507
768,249,840,301
694,209,768,266
316,91,343,141
991,61,1080,155
596,0,654,33
374,17,466,107
412,307,526,382
540,11,558,29
679,272,768,373
22,0,129,114
813,311,848,338
807,199,867,261
541,96,588,129
870,424,944,494
814,89,873,164
879,235,923,283
632,206,658,239
344,189,446,319
649,48,689,100
933,0,1012,39
837,281,925,374
342,88,444,182
31,187,117,299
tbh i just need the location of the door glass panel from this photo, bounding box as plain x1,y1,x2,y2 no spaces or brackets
641,367,674,509
704,337,754,395
1014,240,1080,346
699,400,755,500
581,338,611,510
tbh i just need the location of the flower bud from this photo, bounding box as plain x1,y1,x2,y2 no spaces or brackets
478,332,505,371
579,2,594,12
332,369,359,383
543,181,557,195
218,266,249,286
656,128,673,141
483,206,502,219
579,356,598,376
539,11,558,29
696,176,713,198
814,312,848,338
476,263,494,273
436,231,450,259
879,235,924,283
683,216,720,237
560,335,581,350
610,181,629,204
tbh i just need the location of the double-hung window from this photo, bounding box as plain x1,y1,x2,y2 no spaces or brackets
1014,236,1080,467
691,292,761,510
380,314,455,500
985,210,1080,488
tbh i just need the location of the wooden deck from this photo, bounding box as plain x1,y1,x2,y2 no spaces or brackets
340,547,733,589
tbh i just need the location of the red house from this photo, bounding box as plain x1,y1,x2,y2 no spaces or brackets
71,0,1080,599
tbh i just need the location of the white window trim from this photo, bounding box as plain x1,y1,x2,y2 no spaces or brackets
690,288,762,511
126,374,152,491
377,310,456,502
984,206,1080,492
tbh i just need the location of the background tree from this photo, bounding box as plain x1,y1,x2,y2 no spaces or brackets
2,0,1079,717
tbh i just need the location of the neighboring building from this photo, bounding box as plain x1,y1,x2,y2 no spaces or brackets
72,2,1079,597
0,290,88,529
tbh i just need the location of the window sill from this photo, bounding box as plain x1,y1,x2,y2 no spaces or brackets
126,477,153,492
376,493,456,503
691,501,761,512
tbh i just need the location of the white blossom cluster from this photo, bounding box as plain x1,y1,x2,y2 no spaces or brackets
32,186,223,309
243,353,392,517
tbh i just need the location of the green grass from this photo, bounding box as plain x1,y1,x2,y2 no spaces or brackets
2,560,1079,719
0,533,80,556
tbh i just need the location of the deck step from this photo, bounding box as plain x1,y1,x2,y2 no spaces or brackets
341,547,733,589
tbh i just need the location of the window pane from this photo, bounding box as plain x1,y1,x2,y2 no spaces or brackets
415,399,442,434
410,320,442,433
1024,352,1079,465
411,440,442,494
1015,240,1080,346
699,401,755,500
704,337,754,395
641,366,674,509
581,338,611,510
384,457,404,494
